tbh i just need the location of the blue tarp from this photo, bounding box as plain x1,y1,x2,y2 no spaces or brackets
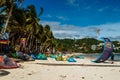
68,57,76,62
37,53,47,60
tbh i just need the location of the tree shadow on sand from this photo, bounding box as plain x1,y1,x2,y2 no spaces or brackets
0,70,10,77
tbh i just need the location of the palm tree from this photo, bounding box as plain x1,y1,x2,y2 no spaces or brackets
8,4,43,52
0,0,24,37
42,25,56,53
24,5,44,51
2,1,27,51
0,0,57,54
0,0,7,7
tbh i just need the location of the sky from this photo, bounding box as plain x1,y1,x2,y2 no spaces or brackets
23,0,120,41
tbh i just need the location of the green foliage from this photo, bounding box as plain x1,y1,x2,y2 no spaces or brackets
56,38,120,53
56,38,102,53
0,0,56,54
56,39,74,52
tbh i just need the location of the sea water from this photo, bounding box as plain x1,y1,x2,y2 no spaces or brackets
83,53,120,61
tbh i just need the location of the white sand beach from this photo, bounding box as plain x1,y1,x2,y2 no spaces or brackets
0,58,120,80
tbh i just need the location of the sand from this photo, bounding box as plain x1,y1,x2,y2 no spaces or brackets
0,57,120,80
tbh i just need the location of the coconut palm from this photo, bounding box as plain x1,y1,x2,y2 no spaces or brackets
9,5,27,50
0,0,24,37
0,0,56,54
42,25,56,53
7,4,43,52
24,5,44,51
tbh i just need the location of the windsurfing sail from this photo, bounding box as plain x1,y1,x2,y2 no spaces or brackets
92,38,114,63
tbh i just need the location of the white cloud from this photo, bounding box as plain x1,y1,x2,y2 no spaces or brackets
66,0,79,7
113,8,120,12
98,6,109,12
84,6,91,10
98,23,120,39
41,21,60,27
44,14,52,18
43,14,68,21
56,16,68,21
41,20,120,41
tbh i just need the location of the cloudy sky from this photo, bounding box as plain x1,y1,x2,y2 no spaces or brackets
23,0,120,41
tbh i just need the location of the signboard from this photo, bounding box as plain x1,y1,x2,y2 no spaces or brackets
0,40,8,44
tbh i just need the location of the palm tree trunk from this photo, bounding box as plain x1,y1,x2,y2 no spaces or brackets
36,39,38,51
0,1,14,38
26,33,31,47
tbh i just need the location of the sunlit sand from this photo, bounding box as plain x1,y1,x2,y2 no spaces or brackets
0,57,120,80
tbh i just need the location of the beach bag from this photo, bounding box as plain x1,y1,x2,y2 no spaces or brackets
68,57,76,62
11,52,18,58
62,54,68,61
55,56,62,61
79,55,84,59
37,53,47,60
30,54,37,60
55,54,63,61
50,54,55,58
37,53,42,60
41,54,47,60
